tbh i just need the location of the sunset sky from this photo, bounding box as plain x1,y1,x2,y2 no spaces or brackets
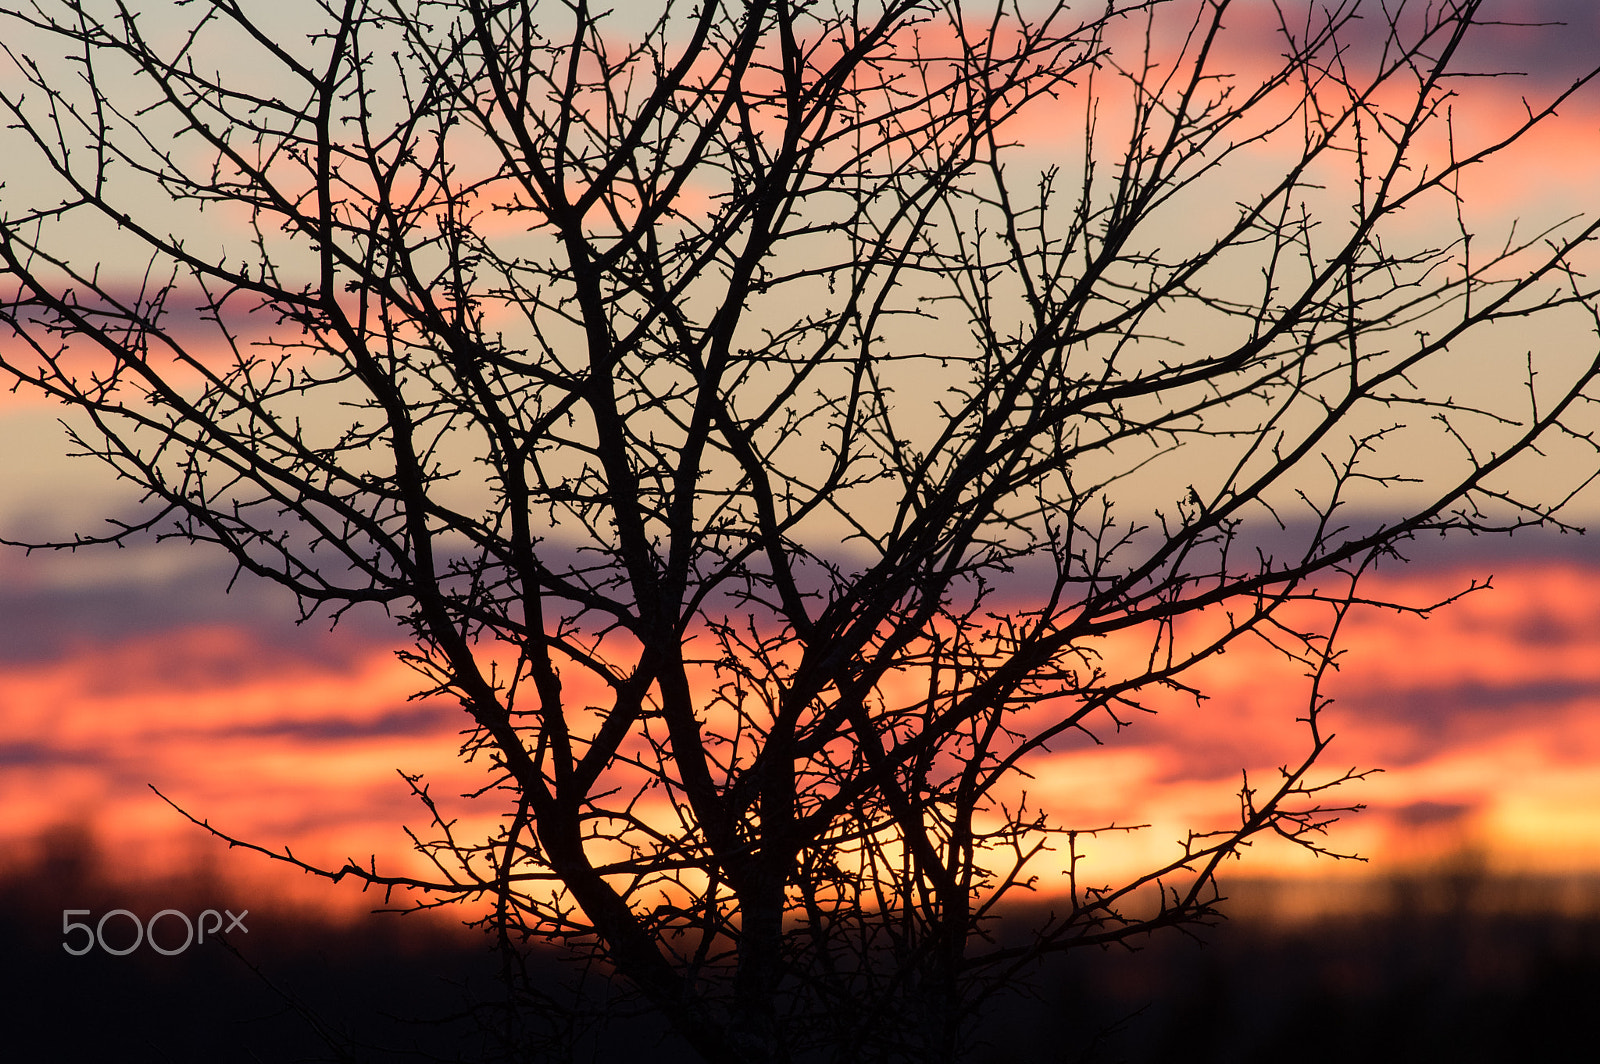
3,529,1598,918
2,0,1599,925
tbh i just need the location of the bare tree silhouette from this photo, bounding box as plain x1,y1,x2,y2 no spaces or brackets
3,1,1598,1060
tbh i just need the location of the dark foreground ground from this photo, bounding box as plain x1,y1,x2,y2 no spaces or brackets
5,844,1597,1063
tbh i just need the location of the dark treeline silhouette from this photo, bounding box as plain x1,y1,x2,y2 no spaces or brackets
4,827,501,1064
8,830,1598,1062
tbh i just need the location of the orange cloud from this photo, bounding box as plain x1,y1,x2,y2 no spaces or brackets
2,545,1598,922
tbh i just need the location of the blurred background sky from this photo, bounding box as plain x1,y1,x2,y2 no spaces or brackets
1,0,1598,929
